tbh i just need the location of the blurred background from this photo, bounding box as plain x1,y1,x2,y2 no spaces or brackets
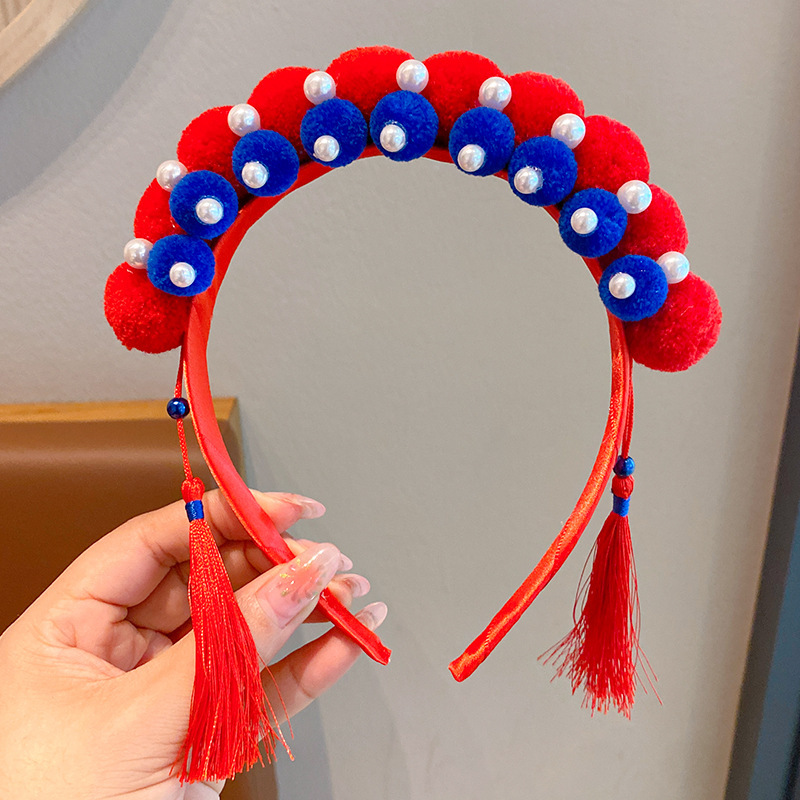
1,1,799,798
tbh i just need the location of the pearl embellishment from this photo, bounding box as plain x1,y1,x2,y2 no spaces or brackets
156,159,187,192
551,113,586,150
657,251,690,283
227,103,260,136
617,180,652,214
314,135,340,162
457,144,486,173
570,207,598,236
513,166,543,195
194,197,224,225
478,77,512,111
396,59,428,93
608,272,637,299
379,123,406,153
123,238,152,268
241,161,269,189
169,261,197,289
304,71,336,105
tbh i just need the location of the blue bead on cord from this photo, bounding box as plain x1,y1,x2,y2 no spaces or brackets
167,397,190,419
168,170,239,239
507,136,578,207
185,499,205,521
300,98,368,168
369,90,439,162
232,130,300,196
558,188,628,257
448,106,516,177
614,455,636,476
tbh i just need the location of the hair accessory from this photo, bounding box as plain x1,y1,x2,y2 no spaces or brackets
103,45,722,781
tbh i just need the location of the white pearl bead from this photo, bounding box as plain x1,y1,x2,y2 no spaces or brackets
227,103,260,136
513,166,543,194
608,272,637,299
195,197,224,225
570,207,598,235
156,159,187,192
379,123,406,153
304,71,336,105
314,135,340,162
396,59,428,93
551,113,586,150
617,180,652,214
478,76,512,111
170,261,196,288
457,144,486,173
123,238,152,269
657,251,690,284
241,161,268,189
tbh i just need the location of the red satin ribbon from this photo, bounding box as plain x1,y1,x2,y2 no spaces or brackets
183,145,630,672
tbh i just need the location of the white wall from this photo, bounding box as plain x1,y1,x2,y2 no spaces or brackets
2,1,799,798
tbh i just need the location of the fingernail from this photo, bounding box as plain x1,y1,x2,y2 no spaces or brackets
257,542,341,627
339,553,354,572
356,601,388,631
338,573,370,598
288,495,326,519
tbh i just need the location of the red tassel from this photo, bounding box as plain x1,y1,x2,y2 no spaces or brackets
177,476,287,782
541,466,656,717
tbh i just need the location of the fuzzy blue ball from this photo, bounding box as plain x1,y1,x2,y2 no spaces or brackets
167,397,190,419
369,90,438,162
559,188,628,257
300,98,367,168
147,235,215,297
169,170,239,239
508,136,577,206
448,107,516,177
599,255,668,321
232,130,300,196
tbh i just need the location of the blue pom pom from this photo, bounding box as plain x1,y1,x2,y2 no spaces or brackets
169,170,238,239
147,235,215,297
167,397,190,419
599,255,668,321
369,91,438,162
300,98,367,168
232,130,300,196
448,107,515,177
559,188,628,257
508,137,577,207
614,455,635,476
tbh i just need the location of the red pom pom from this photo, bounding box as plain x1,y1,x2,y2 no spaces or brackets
177,106,242,191
104,264,190,353
505,72,584,144
134,179,184,241
248,66,314,160
423,51,501,145
327,46,413,119
599,185,688,267
625,273,721,372
573,116,650,194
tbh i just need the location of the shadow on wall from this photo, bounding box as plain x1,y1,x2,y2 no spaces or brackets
0,0,172,206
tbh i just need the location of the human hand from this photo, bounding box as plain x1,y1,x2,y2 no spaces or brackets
0,490,386,800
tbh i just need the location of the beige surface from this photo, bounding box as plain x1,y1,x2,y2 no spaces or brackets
1,2,798,799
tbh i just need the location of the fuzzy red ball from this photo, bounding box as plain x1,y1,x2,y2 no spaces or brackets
625,273,721,371
327,46,413,119
599,185,688,268
573,115,650,194
248,67,315,160
177,106,242,191
134,179,184,241
505,72,584,144
423,51,501,146
104,264,191,353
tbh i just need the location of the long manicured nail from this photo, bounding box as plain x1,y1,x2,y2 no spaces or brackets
257,542,340,627
356,601,388,631
338,573,371,598
338,553,354,572
287,494,326,519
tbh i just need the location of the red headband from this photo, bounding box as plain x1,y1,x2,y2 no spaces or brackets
104,46,721,783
